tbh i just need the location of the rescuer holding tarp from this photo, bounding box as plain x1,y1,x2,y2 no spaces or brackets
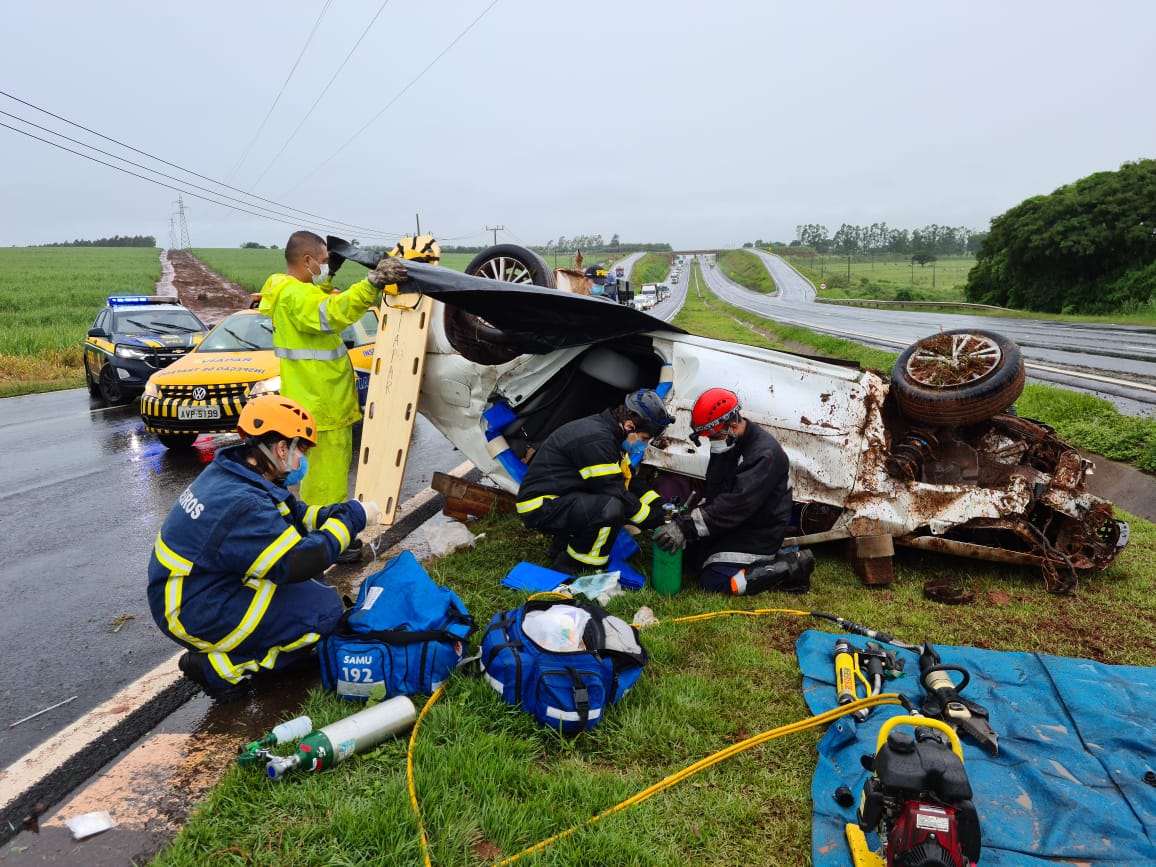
147,395,381,700
258,230,408,506
653,387,815,594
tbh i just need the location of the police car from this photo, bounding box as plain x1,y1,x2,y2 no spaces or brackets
140,308,377,448
83,296,209,405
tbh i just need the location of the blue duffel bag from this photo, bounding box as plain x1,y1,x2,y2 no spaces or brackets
479,599,647,734
320,550,475,701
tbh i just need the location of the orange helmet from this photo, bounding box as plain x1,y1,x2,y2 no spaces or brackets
690,388,742,445
237,395,317,447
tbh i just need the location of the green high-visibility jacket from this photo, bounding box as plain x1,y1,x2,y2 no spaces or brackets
259,274,380,431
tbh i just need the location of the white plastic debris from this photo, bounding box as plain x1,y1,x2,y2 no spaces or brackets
65,811,117,840
423,519,477,557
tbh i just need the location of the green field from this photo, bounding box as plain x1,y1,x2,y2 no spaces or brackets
0,247,163,395
773,250,974,302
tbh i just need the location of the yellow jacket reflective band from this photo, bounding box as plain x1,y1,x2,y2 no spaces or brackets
246,525,303,579
274,345,348,362
630,489,661,524
516,494,556,514
579,462,622,479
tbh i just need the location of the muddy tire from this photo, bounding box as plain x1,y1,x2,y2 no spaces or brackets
84,360,101,397
891,329,1024,426
158,433,198,449
444,244,556,365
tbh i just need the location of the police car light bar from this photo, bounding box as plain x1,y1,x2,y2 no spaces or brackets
107,295,178,306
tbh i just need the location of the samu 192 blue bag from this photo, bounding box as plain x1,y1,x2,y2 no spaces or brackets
320,550,475,701
479,599,647,734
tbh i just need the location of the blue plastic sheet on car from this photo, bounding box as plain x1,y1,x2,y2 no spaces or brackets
796,629,1156,865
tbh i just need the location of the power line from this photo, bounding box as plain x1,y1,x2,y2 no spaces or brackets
227,0,335,181
0,89,401,238
0,119,400,239
292,0,500,192
251,0,394,187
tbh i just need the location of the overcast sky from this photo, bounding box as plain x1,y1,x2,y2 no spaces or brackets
2,1,1153,251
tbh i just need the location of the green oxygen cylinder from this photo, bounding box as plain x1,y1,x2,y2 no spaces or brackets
651,503,683,596
267,696,416,780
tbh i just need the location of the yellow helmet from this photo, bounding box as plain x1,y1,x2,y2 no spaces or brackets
237,395,317,447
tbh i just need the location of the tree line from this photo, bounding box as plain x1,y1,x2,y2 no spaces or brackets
966,159,1156,314
788,223,984,256
38,235,157,247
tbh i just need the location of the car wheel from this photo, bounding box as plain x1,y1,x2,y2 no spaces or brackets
98,366,130,405
444,244,556,365
891,329,1025,426
464,244,556,289
84,360,101,397
158,433,199,449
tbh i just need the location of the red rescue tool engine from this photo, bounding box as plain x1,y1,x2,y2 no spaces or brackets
847,719,981,867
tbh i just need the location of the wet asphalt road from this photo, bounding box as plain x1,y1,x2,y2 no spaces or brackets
704,251,1156,417
0,388,459,764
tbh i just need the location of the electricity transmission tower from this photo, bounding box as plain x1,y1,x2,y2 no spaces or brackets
174,196,192,250
169,217,177,251
486,224,504,245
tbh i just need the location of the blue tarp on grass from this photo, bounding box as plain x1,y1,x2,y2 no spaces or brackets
796,629,1156,865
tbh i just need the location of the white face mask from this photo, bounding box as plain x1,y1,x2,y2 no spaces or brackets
709,438,736,454
310,261,330,285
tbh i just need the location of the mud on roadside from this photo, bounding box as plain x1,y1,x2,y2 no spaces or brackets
159,250,253,325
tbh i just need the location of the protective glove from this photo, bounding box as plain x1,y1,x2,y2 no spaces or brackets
360,499,382,526
652,520,687,553
368,257,408,293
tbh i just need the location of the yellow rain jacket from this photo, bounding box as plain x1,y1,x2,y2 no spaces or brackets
258,274,380,431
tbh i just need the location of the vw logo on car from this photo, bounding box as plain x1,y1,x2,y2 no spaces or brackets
192,386,208,401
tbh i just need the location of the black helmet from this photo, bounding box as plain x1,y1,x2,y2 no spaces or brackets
624,389,675,436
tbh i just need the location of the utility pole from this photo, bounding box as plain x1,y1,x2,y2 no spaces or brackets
486,225,504,245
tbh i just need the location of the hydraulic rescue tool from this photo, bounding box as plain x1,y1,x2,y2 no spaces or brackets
846,715,982,867
834,638,905,721
918,644,999,757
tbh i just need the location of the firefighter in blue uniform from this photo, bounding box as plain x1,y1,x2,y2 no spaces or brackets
516,389,674,574
147,394,380,700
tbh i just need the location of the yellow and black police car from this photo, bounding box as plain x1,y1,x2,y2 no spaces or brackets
140,308,377,449
84,296,209,405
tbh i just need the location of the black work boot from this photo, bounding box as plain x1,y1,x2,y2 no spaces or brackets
737,549,815,596
336,538,364,564
545,534,568,561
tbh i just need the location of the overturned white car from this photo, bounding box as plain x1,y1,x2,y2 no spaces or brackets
342,240,1129,592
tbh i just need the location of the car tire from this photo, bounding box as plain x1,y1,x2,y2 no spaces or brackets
98,366,131,405
158,433,199,449
84,360,101,397
463,244,556,289
891,329,1025,426
444,244,556,365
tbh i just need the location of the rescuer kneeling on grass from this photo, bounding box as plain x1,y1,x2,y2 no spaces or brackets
653,387,815,595
147,395,381,701
258,230,407,542
517,389,675,575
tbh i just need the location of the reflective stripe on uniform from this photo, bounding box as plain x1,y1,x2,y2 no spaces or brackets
206,627,321,684
579,462,622,480
302,505,322,530
274,345,347,362
156,534,211,651
516,494,556,514
630,489,661,524
212,578,277,652
247,525,302,579
567,525,612,565
318,298,336,334
321,516,352,551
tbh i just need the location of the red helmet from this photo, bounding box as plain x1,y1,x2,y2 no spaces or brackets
690,388,742,444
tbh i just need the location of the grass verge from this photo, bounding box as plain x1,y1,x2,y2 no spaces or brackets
155,263,1155,866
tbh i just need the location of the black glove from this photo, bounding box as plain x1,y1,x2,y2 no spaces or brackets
653,521,687,553
368,257,408,292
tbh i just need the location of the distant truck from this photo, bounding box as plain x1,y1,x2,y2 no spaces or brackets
638,283,659,309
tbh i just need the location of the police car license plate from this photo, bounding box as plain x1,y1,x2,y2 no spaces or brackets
178,405,221,421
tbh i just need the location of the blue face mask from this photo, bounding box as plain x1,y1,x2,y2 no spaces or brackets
622,438,648,467
285,455,308,487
